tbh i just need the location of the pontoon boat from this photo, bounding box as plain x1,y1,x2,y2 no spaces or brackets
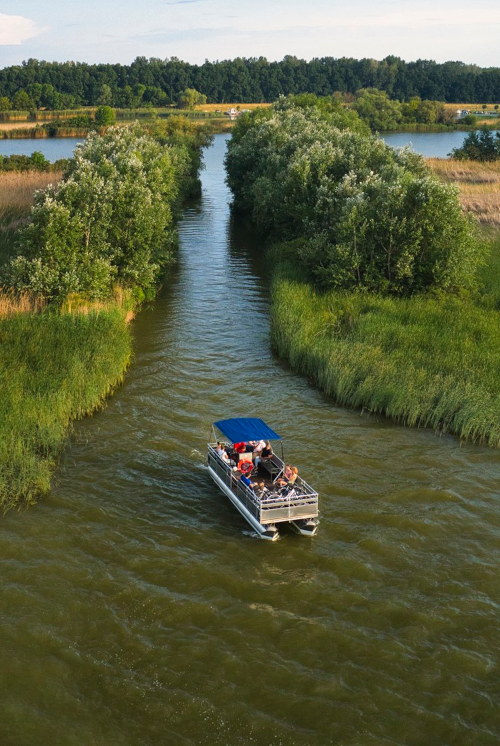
207,418,319,541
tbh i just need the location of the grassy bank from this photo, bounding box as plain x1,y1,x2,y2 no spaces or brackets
0,306,132,511
271,263,500,446
269,154,500,447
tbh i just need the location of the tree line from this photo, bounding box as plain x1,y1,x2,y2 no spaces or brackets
0,56,499,110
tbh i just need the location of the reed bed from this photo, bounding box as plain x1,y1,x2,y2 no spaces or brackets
0,289,45,316
427,158,500,226
0,170,61,215
0,308,132,512
271,269,500,447
0,171,62,263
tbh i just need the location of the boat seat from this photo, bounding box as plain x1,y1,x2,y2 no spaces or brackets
237,452,253,465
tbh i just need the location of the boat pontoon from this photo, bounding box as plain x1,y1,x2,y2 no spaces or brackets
207,418,319,541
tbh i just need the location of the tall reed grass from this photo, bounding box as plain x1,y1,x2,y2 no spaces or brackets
0,308,132,511
427,158,500,226
0,170,62,265
0,289,45,316
271,266,500,447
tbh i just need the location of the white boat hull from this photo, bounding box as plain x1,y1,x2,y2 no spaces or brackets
208,466,279,541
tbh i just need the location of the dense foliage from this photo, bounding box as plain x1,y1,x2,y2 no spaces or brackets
0,56,499,109
226,100,479,295
0,308,131,511
7,124,201,300
450,128,500,161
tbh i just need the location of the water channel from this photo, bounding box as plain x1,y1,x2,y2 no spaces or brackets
1,134,499,745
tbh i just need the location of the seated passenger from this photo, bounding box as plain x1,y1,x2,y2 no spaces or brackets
277,466,299,493
216,442,231,464
255,481,270,498
276,464,294,487
254,440,271,467
234,442,247,454
239,473,257,489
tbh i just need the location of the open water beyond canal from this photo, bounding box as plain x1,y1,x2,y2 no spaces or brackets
1,135,499,745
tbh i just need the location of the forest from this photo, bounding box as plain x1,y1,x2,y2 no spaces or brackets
0,55,499,110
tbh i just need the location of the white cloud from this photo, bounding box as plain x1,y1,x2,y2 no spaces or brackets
0,13,43,45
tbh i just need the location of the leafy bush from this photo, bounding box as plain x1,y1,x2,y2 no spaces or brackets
94,105,116,126
0,152,51,172
226,103,479,295
8,125,184,300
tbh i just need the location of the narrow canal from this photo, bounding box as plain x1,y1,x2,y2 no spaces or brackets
0,135,499,745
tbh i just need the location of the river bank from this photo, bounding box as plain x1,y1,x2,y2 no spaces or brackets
267,166,500,446
268,165,500,446
271,256,500,447
0,122,209,511
0,305,132,511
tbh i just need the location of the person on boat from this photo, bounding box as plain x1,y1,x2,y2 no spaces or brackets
255,481,270,498
254,440,272,467
216,442,231,464
239,472,258,489
277,464,297,487
252,439,266,457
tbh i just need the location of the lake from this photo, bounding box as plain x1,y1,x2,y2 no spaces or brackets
0,130,493,160
0,137,82,160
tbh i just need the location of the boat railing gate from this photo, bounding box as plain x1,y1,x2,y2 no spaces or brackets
208,445,318,525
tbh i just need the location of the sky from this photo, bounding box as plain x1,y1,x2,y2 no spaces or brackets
0,0,499,68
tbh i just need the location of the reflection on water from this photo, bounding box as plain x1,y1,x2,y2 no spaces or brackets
0,134,498,745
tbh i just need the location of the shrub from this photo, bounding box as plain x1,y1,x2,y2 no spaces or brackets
8,125,182,300
226,104,479,295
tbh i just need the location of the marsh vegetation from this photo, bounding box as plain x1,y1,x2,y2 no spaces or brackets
226,98,500,445
0,120,210,510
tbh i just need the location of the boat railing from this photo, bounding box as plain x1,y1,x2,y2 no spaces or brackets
208,444,318,525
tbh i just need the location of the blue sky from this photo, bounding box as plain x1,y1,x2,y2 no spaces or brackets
0,0,499,67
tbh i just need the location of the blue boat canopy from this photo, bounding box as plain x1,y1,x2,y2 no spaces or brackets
214,418,281,443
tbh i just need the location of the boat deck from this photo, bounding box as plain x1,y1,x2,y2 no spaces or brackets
207,443,319,527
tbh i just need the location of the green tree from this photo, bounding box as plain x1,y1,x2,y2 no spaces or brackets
97,84,113,106
0,96,11,111
12,89,34,110
176,88,207,109
9,126,184,300
352,88,403,131
226,104,479,296
450,128,500,160
94,105,116,126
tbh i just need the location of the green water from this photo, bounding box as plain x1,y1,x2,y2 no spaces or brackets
1,135,499,746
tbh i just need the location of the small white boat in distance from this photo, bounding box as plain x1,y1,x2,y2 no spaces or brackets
207,417,319,541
